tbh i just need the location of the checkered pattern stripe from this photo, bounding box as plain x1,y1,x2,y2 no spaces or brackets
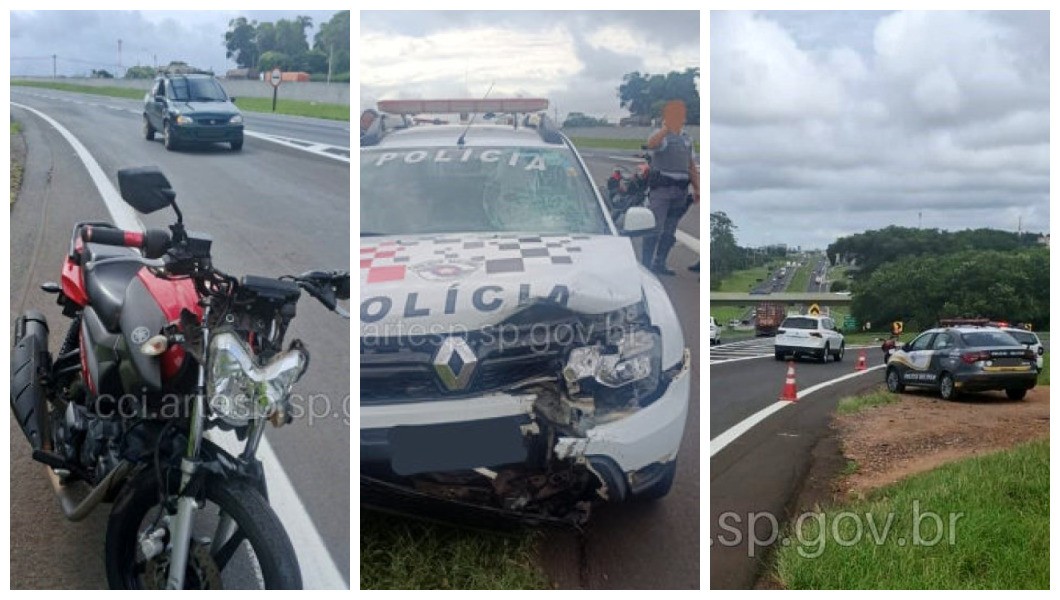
360,234,589,284
360,241,410,284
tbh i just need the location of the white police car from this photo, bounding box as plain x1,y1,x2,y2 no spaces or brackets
359,99,690,523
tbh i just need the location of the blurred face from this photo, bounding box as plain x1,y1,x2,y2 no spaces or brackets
663,100,686,131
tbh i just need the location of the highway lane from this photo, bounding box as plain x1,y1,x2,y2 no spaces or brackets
12,87,351,150
709,348,886,588
10,89,350,587
538,150,701,589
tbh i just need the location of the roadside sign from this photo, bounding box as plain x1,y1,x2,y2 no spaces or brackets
270,68,282,88
892,321,904,335
843,315,857,331
808,303,821,316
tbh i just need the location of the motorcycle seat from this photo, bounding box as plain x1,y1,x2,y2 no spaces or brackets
82,243,142,332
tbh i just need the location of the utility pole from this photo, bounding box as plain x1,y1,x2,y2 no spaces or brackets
918,211,922,229
327,44,333,85
52,54,57,79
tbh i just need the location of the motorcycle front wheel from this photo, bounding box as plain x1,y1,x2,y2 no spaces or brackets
105,469,302,589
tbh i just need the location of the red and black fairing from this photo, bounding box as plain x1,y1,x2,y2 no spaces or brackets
60,222,202,397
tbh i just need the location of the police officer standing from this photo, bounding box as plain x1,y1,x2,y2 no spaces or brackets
643,100,700,275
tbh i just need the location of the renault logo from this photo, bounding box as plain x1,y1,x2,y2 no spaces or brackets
432,337,478,391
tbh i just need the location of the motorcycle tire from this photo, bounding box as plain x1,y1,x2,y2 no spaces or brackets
105,468,302,589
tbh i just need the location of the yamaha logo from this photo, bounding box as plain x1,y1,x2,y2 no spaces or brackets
130,326,152,345
432,337,478,391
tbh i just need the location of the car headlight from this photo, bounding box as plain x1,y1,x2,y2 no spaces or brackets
207,332,308,426
175,114,194,125
229,114,243,124
562,328,662,410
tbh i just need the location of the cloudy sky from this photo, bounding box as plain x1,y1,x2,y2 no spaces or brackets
10,10,344,77
711,11,1049,250
360,11,700,122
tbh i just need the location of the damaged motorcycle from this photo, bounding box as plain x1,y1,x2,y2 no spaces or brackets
11,166,349,589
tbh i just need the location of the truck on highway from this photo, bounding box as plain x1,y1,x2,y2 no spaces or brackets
755,302,787,336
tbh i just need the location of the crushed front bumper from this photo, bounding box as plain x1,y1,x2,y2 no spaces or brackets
359,349,691,519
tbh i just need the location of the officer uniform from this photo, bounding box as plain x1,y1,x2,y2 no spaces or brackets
643,131,696,273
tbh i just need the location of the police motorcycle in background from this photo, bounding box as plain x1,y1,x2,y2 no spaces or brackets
10,167,349,589
605,161,651,223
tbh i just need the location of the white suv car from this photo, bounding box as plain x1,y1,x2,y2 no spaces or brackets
774,314,845,362
1002,327,1045,371
709,316,721,345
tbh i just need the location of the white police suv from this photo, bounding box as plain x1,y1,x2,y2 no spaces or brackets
359,99,690,524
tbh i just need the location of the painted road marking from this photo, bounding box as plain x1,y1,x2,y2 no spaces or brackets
709,364,886,457
244,130,350,163
11,102,348,589
13,89,350,165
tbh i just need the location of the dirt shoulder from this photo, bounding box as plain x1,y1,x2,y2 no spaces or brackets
11,118,27,204
836,386,1050,499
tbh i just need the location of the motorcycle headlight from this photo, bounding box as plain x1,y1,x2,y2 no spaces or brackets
563,328,662,410
207,332,307,426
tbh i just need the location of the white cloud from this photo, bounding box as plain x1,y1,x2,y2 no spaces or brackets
711,10,1049,249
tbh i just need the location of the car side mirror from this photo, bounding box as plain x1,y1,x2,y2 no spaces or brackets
117,166,176,214
619,206,655,237
229,96,237,103
901,343,912,352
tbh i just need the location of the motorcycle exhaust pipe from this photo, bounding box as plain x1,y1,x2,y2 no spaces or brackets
45,461,133,522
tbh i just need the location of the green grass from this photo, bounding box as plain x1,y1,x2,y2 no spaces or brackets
788,261,813,293
775,439,1049,589
231,96,350,121
841,459,860,476
568,136,700,153
1037,352,1049,385
10,118,23,205
836,387,899,415
711,305,748,326
11,80,350,121
714,262,781,293
360,511,547,590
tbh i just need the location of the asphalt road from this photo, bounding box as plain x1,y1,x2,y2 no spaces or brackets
709,344,886,588
12,87,351,150
537,150,701,589
10,89,350,588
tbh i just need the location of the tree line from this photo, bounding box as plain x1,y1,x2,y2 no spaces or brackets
831,226,1049,331
224,11,349,78
709,211,787,290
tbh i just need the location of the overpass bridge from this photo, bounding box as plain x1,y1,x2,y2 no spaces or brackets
709,292,853,307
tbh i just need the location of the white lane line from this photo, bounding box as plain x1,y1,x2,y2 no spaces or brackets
12,101,348,590
12,102,142,231
211,433,347,589
710,344,879,365
244,130,350,163
607,155,643,163
676,229,699,253
709,364,886,457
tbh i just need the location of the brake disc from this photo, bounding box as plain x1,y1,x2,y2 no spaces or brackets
143,541,223,589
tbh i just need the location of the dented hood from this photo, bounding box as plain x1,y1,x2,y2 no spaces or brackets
359,233,643,334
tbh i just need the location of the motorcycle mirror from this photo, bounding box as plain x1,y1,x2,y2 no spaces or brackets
117,167,176,214
333,273,350,300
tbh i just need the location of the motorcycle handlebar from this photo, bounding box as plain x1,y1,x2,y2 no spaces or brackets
81,226,172,259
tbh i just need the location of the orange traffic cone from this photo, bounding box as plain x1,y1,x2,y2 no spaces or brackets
779,361,798,401
855,349,867,371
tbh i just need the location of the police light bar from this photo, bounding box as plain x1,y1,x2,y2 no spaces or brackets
378,98,549,115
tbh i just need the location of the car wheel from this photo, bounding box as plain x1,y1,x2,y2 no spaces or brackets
834,343,844,362
821,343,830,363
143,115,155,141
163,121,176,151
230,138,243,151
634,460,676,500
886,367,905,393
939,373,958,400
1005,388,1028,401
